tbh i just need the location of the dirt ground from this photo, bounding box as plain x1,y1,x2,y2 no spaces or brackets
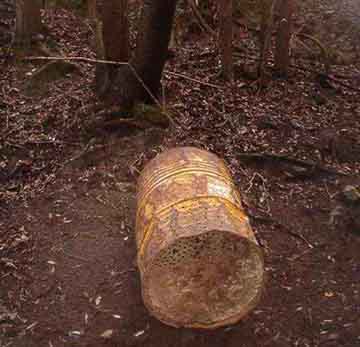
1,1,360,347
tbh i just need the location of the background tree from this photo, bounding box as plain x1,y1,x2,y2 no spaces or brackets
274,0,295,77
15,0,43,46
218,0,233,81
258,0,278,85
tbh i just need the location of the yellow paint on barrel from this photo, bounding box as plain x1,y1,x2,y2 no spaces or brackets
136,147,264,329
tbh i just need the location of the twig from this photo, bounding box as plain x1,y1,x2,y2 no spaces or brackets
60,138,96,168
104,118,149,130
165,70,223,89
23,56,162,108
324,183,338,200
94,195,120,212
246,172,266,193
23,55,127,65
3,141,25,149
188,0,216,36
0,125,22,142
248,211,314,248
61,250,89,263
22,140,81,146
23,56,223,91
238,152,348,176
127,64,163,109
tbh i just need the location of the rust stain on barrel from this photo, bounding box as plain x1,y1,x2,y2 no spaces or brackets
136,147,264,329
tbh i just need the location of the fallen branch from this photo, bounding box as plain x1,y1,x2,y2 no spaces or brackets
101,118,149,130
24,55,162,109
59,138,96,168
165,70,223,89
23,56,223,90
23,55,127,65
61,250,90,263
248,211,314,248
22,140,81,146
237,152,348,176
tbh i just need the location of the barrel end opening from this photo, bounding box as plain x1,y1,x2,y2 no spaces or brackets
142,230,265,329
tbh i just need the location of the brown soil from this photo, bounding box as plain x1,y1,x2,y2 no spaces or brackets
1,2,359,347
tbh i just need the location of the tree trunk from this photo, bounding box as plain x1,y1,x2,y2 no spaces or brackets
85,0,107,93
102,0,130,63
87,0,97,21
274,0,295,77
102,0,178,108
218,0,233,81
258,0,278,86
15,0,42,46
95,0,130,95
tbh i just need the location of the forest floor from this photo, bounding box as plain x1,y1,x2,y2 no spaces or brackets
1,1,360,347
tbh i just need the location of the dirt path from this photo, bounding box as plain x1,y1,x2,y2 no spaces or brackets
1,130,165,347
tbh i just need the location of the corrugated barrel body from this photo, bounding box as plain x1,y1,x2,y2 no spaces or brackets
136,147,264,329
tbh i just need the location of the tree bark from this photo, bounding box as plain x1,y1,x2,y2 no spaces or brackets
258,0,278,85
15,0,42,46
274,0,295,77
219,0,233,81
102,0,130,63
87,0,97,21
95,0,130,95
102,0,178,108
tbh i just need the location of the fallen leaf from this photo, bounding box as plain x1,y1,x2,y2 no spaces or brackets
84,313,89,325
68,330,82,337
134,330,145,337
26,322,38,330
100,329,113,339
95,295,102,306
324,292,335,298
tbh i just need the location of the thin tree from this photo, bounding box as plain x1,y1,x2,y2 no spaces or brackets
274,0,295,77
218,0,233,81
258,0,278,86
15,0,42,46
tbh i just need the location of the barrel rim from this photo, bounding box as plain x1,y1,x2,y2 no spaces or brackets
140,230,265,329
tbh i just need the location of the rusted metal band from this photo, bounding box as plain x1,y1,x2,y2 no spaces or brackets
138,195,250,260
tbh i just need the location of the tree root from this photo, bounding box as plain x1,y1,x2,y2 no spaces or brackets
237,152,349,177
247,211,314,248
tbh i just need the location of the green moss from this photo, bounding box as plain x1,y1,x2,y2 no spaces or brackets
131,104,172,128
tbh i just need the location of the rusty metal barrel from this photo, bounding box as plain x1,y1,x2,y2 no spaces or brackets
136,147,264,329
